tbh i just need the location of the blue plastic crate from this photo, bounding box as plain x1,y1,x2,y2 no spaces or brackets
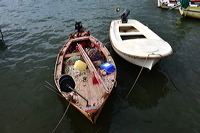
100,62,115,74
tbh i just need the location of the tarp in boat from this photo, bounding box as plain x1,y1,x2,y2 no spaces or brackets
180,0,190,8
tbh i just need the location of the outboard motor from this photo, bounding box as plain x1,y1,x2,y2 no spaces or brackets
121,9,130,23
75,21,83,32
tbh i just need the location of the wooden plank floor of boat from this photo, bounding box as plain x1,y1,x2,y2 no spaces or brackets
63,65,108,109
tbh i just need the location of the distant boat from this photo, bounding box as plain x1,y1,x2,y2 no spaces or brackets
109,9,173,70
179,0,200,19
157,0,200,10
54,22,116,123
158,0,181,9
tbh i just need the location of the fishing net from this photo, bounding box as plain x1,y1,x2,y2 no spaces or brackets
64,56,83,73
87,48,103,61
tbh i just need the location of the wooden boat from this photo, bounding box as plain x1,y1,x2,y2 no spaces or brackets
179,0,200,19
54,22,116,123
109,9,173,70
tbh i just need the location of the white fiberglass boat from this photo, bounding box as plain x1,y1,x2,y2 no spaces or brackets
109,9,173,70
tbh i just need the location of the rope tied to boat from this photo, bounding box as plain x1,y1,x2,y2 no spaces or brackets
52,99,71,133
125,53,162,100
44,80,71,132
45,80,64,98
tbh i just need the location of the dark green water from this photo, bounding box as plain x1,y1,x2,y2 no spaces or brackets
1,0,200,132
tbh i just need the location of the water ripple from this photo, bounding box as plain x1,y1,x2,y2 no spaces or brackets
1,0,200,132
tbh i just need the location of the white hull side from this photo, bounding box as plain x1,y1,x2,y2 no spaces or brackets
113,46,160,70
109,19,173,70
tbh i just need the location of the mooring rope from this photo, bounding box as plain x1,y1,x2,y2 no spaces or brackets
160,61,183,93
125,53,162,100
125,56,149,100
44,80,71,133
45,81,64,98
52,101,71,133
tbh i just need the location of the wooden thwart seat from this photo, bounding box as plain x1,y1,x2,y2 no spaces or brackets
64,52,81,58
119,32,143,36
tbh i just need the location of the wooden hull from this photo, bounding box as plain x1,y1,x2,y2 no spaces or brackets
179,6,200,19
109,19,173,70
54,31,116,123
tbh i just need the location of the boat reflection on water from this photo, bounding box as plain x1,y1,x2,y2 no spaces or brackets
112,47,175,109
127,67,170,109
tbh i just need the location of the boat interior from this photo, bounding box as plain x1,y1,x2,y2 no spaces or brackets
119,26,139,32
59,38,115,112
62,39,106,74
119,26,146,40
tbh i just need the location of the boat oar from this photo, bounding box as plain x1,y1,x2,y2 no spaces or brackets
169,4,181,10
77,44,109,92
